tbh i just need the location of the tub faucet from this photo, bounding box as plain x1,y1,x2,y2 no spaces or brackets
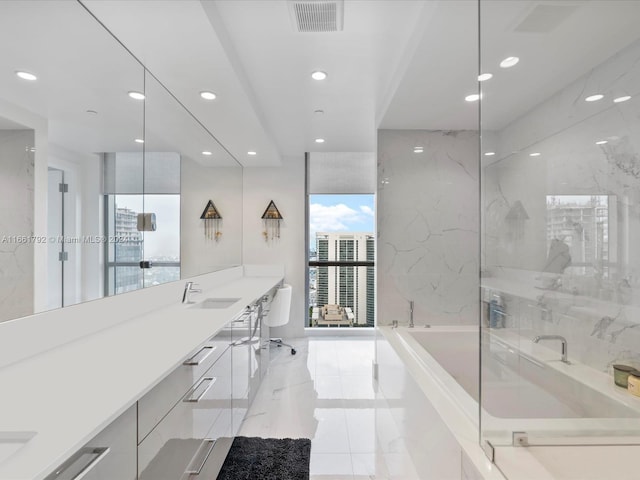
533,335,569,363
409,300,414,328
182,281,202,303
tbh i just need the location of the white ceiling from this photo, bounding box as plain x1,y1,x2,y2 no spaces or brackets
209,0,427,156
4,1,640,167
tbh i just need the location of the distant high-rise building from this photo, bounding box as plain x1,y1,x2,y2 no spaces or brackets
315,232,375,326
114,207,143,293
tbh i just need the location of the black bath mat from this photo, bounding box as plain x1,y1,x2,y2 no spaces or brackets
216,436,311,480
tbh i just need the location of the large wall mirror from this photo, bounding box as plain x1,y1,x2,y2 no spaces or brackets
0,1,242,324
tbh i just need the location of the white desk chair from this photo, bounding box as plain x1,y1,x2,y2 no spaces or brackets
264,284,296,355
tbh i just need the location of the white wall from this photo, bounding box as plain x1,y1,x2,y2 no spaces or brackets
0,129,35,322
377,129,479,327
242,155,306,338
180,158,243,278
48,144,103,306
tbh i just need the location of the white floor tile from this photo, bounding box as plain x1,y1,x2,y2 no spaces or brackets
311,408,350,453
239,336,424,480
310,453,354,476
341,375,376,399
345,409,376,454
315,375,345,399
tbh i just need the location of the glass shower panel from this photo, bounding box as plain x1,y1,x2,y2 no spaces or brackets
480,0,640,453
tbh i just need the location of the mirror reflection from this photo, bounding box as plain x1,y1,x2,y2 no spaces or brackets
482,33,640,306
0,1,242,324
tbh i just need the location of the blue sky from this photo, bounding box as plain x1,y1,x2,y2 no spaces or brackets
309,194,375,249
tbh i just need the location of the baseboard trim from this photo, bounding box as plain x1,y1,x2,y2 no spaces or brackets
304,327,376,336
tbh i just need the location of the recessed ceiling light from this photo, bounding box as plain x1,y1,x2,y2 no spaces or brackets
128,91,145,100
314,109,324,115
311,71,327,80
465,94,481,102
529,152,541,157
499,57,519,68
585,94,604,102
247,151,257,156
484,152,496,156
413,147,424,153
315,138,325,143
202,151,212,156
135,138,144,144
614,95,631,103
595,140,608,145
200,91,216,100
16,71,37,81
478,73,493,82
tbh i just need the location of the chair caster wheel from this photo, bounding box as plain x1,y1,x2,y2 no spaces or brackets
291,349,297,355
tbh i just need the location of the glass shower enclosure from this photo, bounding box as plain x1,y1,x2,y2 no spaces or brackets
479,0,640,467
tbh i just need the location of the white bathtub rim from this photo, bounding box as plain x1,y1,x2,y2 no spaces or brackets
392,325,640,436
378,326,508,480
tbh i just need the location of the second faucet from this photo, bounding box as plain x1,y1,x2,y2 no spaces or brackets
533,335,569,363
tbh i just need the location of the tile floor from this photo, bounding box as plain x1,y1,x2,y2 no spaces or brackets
238,335,421,480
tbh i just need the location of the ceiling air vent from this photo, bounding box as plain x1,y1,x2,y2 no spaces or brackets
288,0,344,33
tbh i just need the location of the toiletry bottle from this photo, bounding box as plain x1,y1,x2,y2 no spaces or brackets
489,294,504,328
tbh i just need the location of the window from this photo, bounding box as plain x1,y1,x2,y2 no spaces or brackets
545,195,614,278
105,194,180,295
306,152,376,328
103,151,181,296
308,195,375,327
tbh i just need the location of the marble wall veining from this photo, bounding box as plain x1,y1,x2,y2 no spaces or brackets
0,129,34,322
377,129,479,327
482,37,640,372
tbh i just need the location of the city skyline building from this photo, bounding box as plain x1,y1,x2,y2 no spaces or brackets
314,232,375,326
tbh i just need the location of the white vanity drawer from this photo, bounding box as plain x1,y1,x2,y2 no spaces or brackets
44,405,137,480
138,347,232,480
138,337,230,443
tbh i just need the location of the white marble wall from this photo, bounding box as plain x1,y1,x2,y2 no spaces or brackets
0,130,34,322
378,129,479,326
482,37,640,372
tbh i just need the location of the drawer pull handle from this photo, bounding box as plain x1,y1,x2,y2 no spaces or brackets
44,446,110,479
184,377,216,402
183,346,216,366
185,438,216,475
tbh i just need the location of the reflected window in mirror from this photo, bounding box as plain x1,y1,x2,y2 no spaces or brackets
546,195,614,280
104,194,180,295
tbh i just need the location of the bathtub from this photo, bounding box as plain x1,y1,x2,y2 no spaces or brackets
384,325,640,444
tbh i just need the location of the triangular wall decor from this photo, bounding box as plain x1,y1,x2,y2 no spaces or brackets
261,200,283,220
200,200,222,242
200,200,222,219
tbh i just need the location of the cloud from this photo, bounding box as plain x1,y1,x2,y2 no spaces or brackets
360,205,374,216
309,203,364,232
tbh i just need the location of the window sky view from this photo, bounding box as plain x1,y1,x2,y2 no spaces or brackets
309,194,375,249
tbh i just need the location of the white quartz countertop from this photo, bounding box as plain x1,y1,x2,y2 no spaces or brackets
0,274,282,480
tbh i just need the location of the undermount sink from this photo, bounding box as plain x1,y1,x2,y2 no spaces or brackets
189,298,241,309
0,431,37,465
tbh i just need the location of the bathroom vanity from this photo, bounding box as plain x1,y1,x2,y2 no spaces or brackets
0,265,283,480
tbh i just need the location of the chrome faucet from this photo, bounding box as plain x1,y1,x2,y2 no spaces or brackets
182,281,202,303
409,300,414,328
533,335,569,363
